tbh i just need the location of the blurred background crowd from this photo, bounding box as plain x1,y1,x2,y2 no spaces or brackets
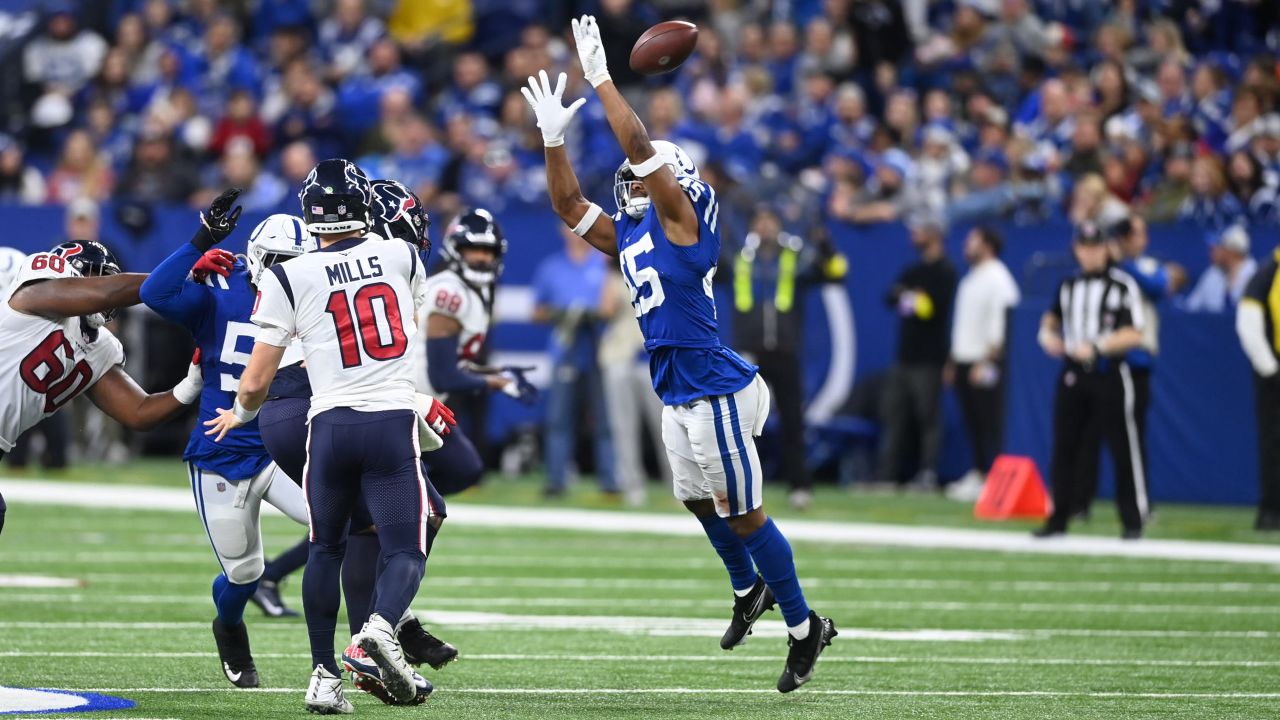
0,0,1277,519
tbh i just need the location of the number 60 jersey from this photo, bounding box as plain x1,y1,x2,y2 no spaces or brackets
0,253,125,451
252,235,426,420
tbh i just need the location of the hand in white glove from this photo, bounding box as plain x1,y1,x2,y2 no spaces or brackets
520,70,586,148
172,348,204,405
572,15,610,88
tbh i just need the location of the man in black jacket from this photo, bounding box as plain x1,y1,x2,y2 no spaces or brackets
879,212,957,490
731,206,847,509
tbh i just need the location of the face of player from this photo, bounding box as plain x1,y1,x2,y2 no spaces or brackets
1074,241,1109,273
461,247,496,266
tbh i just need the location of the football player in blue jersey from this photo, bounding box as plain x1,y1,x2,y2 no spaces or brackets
522,17,837,692
139,190,315,689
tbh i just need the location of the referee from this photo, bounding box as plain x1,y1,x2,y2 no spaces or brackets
1035,223,1147,539
1237,246,1280,531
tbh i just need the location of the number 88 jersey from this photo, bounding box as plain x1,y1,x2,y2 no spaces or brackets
612,176,756,406
412,268,490,397
0,252,124,451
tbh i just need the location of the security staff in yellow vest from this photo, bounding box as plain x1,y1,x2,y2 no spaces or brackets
1237,246,1280,531
732,206,847,509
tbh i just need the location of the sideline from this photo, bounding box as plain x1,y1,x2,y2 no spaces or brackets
4,478,1279,565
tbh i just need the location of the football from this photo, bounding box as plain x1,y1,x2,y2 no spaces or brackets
629,21,699,75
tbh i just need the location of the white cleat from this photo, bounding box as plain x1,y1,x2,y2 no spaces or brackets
305,664,354,715
354,613,417,704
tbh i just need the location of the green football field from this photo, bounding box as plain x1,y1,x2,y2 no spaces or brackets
2,468,1279,719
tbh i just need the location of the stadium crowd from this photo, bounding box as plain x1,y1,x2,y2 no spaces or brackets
0,0,1278,234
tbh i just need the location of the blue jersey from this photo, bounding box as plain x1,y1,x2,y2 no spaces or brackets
614,176,756,405
140,242,272,480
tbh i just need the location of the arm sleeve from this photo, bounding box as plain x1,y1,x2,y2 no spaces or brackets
426,336,490,393
1237,300,1279,377
138,242,211,327
250,266,296,345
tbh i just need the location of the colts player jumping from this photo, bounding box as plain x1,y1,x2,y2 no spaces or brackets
522,16,837,692
0,240,204,535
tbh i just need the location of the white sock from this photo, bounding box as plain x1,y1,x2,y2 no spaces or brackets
397,609,415,631
787,619,811,640
732,585,754,598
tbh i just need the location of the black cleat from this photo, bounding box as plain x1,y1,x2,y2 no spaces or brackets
720,575,776,650
250,579,299,618
1121,528,1143,541
211,618,259,688
777,612,837,693
399,617,459,669
1031,524,1065,539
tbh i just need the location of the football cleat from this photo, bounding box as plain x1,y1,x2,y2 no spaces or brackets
211,619,259,688
777,612,838,693
354,614,418,704
304,664,354,715
399,616,459,669
250,579,300,618
343,643,433,706
721,575,776,650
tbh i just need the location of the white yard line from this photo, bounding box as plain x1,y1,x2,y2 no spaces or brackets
0,575,82,588
4,479,1279,565
4,651,1277,668
0,591,1274,616
54,687,1280,699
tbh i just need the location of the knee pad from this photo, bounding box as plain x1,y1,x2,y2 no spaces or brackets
208,518,251,559
224,555,265,585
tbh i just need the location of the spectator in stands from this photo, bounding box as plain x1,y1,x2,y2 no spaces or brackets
439,52,504,122
209,89,272,159
830,148,916,223
22,1,108,128
1069,172,1129,228
336,38,422,137
115,127,199,205
879,211,957,491
1144,142,1196,221
0,137,47,205
798,16,855,79
318,0,386,82
65,196,102,246
192,14,261,116
1226,150,1279,224
1179,155,1244,229
1185,225,1258,313
596,0,658,89
532,229,617,499
946,225,1020,502
198,138,286,213
270,59,341,158
731,207,848,509
1237,248,1280,531
45,130,113,204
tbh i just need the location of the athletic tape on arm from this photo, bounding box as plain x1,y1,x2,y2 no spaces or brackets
628,153,667,178
571,203,604,237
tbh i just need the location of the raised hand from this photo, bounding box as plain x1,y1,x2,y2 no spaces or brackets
520,70,586,148
191,248,236,281
201,188,244,244
571,15,610,88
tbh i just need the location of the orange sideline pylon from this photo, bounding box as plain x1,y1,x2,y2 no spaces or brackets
973,455,1053,520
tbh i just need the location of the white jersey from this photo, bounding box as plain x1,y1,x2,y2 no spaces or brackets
0,253,125,451
413,269,490,396
252,235,426,420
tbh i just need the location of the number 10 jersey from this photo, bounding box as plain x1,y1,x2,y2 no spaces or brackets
253,235,426,421
612,176,756,406
0,253,124,451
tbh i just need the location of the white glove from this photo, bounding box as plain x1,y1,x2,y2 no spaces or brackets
572,15,610,88
172,350,204,405
521,70,586,148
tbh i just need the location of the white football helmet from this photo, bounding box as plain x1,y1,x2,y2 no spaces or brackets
614,140,699,219
0,247,28,290
245,214,315,286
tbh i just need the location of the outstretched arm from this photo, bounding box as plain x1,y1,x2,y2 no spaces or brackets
87,358,203,431
523,70,617,256
9,273,146,319
573,16,698,246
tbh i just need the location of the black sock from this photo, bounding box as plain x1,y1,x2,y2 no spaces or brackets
262,536,309,584
302,539,344,676
369,522,427,625
341,533,380,636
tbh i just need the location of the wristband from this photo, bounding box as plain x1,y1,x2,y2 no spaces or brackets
190,224,217,252
571,203,604,237
628,152,667,178
172,376,201,405
232,398,259,424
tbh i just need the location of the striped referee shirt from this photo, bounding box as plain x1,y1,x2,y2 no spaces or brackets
1051,266,1145,363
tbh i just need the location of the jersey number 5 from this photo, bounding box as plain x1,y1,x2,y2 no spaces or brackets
325,283,408,368
20,330,93,412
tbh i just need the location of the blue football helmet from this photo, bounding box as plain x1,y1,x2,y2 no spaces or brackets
298,158,372,235
370,179,431,257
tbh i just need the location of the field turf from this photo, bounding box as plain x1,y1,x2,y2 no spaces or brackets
1,468,1279,719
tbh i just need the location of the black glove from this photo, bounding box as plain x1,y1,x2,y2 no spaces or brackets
192,188,244,250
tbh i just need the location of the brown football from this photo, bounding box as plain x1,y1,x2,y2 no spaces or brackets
629,21,698,75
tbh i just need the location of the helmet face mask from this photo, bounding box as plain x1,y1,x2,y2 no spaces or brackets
245,214,315,286
442,208,506,290
298,158,373,235
370,179,431,255
49,240,122,328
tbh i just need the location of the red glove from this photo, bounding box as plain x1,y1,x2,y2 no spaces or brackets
191,248,236,281
191,348,202,364
424,397,457,436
